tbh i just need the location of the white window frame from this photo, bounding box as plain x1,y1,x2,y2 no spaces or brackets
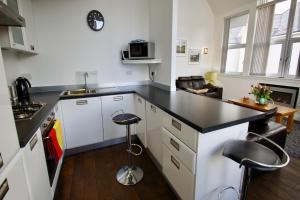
221,11,250,74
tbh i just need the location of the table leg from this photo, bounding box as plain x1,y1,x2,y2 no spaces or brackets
287,113,295,133
275,115,283,124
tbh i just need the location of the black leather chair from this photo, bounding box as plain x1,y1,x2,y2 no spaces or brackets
176,76,223,99
248,107,287,157
222,132,290,200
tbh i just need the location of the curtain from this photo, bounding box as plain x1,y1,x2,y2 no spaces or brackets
221,18,230,73
250,5,275,75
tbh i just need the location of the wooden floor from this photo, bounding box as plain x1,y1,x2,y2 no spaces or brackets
54,143,300,200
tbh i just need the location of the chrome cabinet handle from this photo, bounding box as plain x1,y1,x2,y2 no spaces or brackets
0,179,9,200
150,105,156,112
0,153,3,169
171,155,180,170
113,96,123,101
172,119,181,131
30,134,38,151
170,138,180,151
76,100,88,105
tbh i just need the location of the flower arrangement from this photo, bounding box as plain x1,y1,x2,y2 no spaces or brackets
249,84,272,105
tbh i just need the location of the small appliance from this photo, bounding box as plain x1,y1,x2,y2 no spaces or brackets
15,77,31,104
128,41,155,60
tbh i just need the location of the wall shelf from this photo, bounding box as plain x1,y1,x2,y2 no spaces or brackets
122,59,162,65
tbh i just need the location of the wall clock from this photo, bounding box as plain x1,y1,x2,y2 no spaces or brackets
87,10,104,31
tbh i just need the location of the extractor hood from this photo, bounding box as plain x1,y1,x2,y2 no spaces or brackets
0,1,25,27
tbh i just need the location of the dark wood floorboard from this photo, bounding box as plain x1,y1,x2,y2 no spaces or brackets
54,143,300,200
54,143,178,200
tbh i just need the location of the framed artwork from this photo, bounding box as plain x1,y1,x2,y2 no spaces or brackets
189,49,201,64
176,39,187,56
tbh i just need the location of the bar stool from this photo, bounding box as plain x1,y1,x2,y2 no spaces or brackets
112,112,144,186
219,132,290,200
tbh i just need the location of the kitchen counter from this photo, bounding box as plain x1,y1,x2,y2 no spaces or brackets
15,84,264,147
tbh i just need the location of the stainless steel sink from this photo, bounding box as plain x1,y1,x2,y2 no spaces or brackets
62,88,97,96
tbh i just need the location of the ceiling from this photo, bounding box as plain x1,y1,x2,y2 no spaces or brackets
207,0,256,15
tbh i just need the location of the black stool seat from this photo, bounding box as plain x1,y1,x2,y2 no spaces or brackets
112,113,141,125
223,140,281,171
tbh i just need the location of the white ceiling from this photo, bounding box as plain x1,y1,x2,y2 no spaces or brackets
207,0,256,14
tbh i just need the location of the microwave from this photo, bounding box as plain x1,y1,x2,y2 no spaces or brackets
128,42,155,60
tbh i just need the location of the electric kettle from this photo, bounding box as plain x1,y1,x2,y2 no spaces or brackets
15,77,31,104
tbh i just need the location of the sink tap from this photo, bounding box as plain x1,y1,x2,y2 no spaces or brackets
84,72,89,92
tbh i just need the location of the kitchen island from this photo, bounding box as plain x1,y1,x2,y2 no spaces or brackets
15,84,264,200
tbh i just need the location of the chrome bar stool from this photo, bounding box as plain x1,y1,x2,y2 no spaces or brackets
219,132,290,200
112,111,143,186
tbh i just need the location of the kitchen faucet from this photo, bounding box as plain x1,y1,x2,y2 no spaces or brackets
84,72,88,92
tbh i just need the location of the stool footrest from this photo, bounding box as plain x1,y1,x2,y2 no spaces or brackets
127,144,143,156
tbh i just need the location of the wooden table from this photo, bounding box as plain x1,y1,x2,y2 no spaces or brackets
229,98,298,133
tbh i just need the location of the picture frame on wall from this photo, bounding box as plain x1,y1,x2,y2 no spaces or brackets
188,49,201,65
176,39,187,56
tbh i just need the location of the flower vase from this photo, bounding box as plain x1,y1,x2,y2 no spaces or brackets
256,97,267,105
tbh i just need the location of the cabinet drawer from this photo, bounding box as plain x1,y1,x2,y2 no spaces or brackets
162,146,194,200
162,128,196,174
0,152,30,200
163,115,198,152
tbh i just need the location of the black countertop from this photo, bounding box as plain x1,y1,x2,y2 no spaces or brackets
15,85,265,147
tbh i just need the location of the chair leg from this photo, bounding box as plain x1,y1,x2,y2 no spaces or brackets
241,167,252,200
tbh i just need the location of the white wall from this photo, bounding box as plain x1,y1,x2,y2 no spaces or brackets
2,51,22,85
4,0,150,87
149,0,177,91
176,0,215,78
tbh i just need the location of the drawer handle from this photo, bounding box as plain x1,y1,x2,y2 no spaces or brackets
138,98,142,104
0,153,3,169
30,134,38,151
113,96,123,101
150,105,156,112
171,155,180,170
172,119,182,131
76,100,88,105
0,179,9,200
170,138,180,151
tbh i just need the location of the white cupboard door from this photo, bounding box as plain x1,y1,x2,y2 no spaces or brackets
61,97,103,149
22,129,52,200
146,102,164,165
135,95,147,147
0,151,30,200
0,50,20,174
101,94,134,141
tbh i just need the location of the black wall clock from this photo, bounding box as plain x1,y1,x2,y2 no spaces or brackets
87,10,104,31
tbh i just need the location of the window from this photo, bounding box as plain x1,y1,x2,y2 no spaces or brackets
251,0,300,77
221,13,250,73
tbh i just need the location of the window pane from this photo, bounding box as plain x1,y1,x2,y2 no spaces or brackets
225,48,245,73
289,42,300,75
271,0,291,39
292,0,300,36
266,44,282,74
228,14,249,46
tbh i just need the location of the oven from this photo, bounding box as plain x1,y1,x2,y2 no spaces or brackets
40,110,60,187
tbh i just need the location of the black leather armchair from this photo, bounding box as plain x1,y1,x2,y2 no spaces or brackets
176,76,223,99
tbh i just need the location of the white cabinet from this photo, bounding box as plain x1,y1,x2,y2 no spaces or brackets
61,97,103,149
22,129,52,200
101,94,134,141
0,151,30,200
146,102,165,165
134,95,147,147
0,49,20,174
0,0,38,54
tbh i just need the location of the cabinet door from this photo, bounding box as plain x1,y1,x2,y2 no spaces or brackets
135,95,147,147
61,97,103,149
0,151,30,200
146,102,164,165
19,0,38,53
0,50,20,174
101,94,134,141
6,0,27,50
22,129,52,200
